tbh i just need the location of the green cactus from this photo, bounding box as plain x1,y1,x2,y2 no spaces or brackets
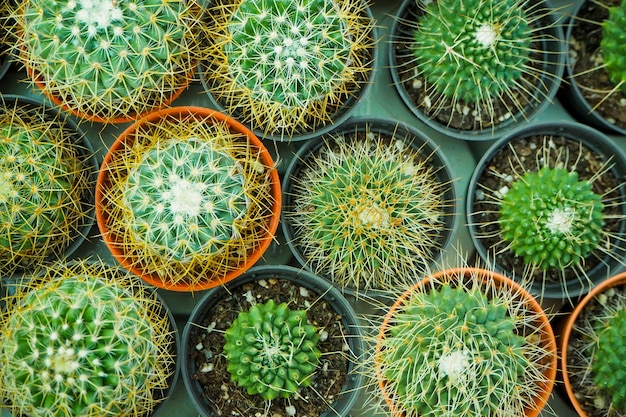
592,308,626,413
223,299,321,400
286,129,449,291
203,0,376,138
411,0,531,104
499,166,604,270
123,138,248,262
0,261,176,417
602,0,626,96
15,0,204,122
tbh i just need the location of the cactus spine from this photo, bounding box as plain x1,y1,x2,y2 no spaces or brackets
0,261,177,417
223,299,321,400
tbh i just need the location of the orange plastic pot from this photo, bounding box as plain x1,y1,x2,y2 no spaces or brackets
375,267,557,417
559,272,626,417
95,106,281,292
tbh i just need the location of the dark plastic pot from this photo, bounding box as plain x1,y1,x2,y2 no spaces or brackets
466,121,626,300
181,265,365,417
389,0,565,141
281,117,458,295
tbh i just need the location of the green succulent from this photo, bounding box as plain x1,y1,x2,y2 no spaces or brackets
123,137,248,262
499,166,604,270
602,0,626,95
592,308,626,413
223,299,321,400
411,0,531,103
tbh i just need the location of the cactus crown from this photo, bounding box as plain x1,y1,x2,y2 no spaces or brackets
592,307,626,413
286,129,449,291
601,0,626,95
223,299,321,401
0,262,176,417
16,0,204,122
411,0,531,103
499,166,604,270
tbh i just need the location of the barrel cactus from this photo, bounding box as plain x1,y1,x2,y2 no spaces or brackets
0,261,177,417
202,0,376,139
0,99,95,274
499,166,605,270
602,0,626,96
223,299,321,400
13,0,205,123
592,308,626,413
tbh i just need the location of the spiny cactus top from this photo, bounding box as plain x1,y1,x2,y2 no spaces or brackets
286,130,448,291
223,299,321,400
499,166,604,270
602,0,626,95
592,307,626,413
0,262,176,417
377,281,551,417
16,0,204,122
203,0,375,138
411,0,531,103
124,137,248,262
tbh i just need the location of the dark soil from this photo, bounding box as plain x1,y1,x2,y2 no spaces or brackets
568,0,626,131
187,278,350,417
470,134,624,286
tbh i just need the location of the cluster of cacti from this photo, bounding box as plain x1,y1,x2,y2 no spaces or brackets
601,0,626,95
0,102,93,273
14,0,205,122
499,166,604,270
223,299,321,400
99,110,277,289
375,272,554,417
0,261,176,417
286,129,449,291
203,0,375,138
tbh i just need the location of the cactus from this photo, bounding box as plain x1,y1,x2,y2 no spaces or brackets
0,261,177,417
98,109,279,290
602,0,626,96
375,269,555,417
0,100,94,273
499,166,604,270
223,299,321,400
285,128,450,291
203,0,376,139
13,0,205,122
592,308,626,413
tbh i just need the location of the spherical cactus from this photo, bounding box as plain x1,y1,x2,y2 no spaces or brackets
0,100,94,273
14,0,205,123
592,308,626,413
285,127,450,291
601,0,626,96
203,0,376,139
223,299,321,401
411,0,531,104
0,261,177,417
499,166,604,270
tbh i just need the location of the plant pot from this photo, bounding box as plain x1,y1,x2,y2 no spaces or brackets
389,0,565,141
95,106,281,292
13,0,205,124
375,267,557,417
0,260,179,417
467,121,626,300
559,271,626,416
181,265,365,417
559,0,626,136
0,94,98,275
281,117,458,295
199,0,378,141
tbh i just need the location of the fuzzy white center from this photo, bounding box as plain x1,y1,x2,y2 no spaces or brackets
475,23,499,48
545,207,575,234
438,350,471,381
50,347,80,376
165,175,205,217
75,0,123,30
355,202,390,229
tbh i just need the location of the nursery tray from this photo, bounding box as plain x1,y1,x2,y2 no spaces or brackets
2,0,624,416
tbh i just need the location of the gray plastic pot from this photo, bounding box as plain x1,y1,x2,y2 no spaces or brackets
466,121,626,300
181,265,365,417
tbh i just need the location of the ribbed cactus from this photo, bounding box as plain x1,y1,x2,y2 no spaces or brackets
203,0,376,138
223,299,321,400
0,261,176,417
14,0,205,122
286,129,449,291
0,101,94,273
592,308,626,413
375,270,555,417
499,166,604,270
602,0,626,96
